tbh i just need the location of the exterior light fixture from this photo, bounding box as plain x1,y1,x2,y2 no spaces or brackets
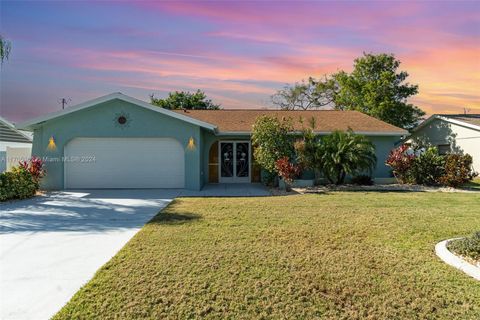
187,137,196,150
47,136,57,151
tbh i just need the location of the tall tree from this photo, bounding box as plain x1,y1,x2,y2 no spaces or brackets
271,76,337,110
150,90,220,110
0,35,12,64
333,53,424,130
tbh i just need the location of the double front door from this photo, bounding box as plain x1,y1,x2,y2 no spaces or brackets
219,141,250,183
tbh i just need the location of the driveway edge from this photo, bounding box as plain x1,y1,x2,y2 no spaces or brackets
435,238,480,281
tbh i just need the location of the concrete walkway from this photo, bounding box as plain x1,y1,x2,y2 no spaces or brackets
181,183,271,197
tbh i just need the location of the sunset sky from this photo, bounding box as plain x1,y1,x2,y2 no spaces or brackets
1,1,479,123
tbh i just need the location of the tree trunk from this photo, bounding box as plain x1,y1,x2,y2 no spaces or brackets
339,171,346,184
325,172,334,184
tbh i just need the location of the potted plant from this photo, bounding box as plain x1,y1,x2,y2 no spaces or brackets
275,156,301,191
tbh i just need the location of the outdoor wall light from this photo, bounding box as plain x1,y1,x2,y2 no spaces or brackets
187,137,196,150
47,136,57,151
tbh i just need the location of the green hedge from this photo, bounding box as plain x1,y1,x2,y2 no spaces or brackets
0,166,38,202
386,146,477,187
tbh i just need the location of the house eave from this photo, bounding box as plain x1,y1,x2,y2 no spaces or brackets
0,116,33,142
413,115,480,133
215,130,407,136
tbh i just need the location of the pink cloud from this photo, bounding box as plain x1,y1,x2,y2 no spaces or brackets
7,1,478,117
139,1,424,31
29,37,480,115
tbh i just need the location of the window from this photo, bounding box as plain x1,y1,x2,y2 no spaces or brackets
437,144,450,155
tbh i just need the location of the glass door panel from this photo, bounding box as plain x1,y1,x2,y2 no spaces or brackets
219,141,250,183
220,142,234,178
236,142,249,178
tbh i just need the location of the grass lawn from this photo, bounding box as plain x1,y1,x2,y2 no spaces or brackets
54,192,480,319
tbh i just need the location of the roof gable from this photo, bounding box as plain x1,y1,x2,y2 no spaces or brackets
16,93,217,131
414,114,480,132
0,116,33,143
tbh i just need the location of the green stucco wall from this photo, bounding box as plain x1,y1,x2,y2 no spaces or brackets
32,99,204,190
368,135,400,178
30,99,400,190
200,131,400,184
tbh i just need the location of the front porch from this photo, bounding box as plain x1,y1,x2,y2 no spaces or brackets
205,139,262,185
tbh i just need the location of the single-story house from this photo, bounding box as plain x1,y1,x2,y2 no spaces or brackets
0,116,33,172
410,114,480,172
17,93,407,190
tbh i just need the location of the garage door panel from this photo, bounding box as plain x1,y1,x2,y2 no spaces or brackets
65,138,185,189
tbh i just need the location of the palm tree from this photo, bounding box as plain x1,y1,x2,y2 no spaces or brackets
316,130,377,184
1,35,12,64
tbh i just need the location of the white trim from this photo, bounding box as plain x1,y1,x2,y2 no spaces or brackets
435,238,480,281
15,93,217,131
414,115,480,133
315,131,408,136
218,141,251,183
216,131,252,136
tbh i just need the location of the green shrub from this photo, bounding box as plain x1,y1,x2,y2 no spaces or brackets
0,166,37,201
0,157,45,202
387,146,476,188
385,144,416,183
447,232,480,261
410,147,445,186
294,128,317,170
351,175,374,185
252,116,294,176
439,154,477,188
295,129,377,185
316,130,377,185
275,156,301,191
260,170,277,186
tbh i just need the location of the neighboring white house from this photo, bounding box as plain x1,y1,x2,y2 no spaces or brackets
0,116,32,172
410,114,480,172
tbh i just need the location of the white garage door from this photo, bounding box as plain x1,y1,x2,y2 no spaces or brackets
64,138,185,189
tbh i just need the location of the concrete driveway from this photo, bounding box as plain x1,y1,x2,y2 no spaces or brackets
0,189,179,320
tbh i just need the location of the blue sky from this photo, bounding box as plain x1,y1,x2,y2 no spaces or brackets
1,1,479,122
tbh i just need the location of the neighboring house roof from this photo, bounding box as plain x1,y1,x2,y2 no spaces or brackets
15,93,217,131
413,114,480,132
174,109,408,135
0,116,33,144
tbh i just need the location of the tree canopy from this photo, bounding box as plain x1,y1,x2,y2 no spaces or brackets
0,35,12,64
271,53,425,130
333,53,424,130
150,90,221,110
271,76,337,110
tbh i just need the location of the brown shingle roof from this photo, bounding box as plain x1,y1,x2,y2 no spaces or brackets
174,109,407,134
